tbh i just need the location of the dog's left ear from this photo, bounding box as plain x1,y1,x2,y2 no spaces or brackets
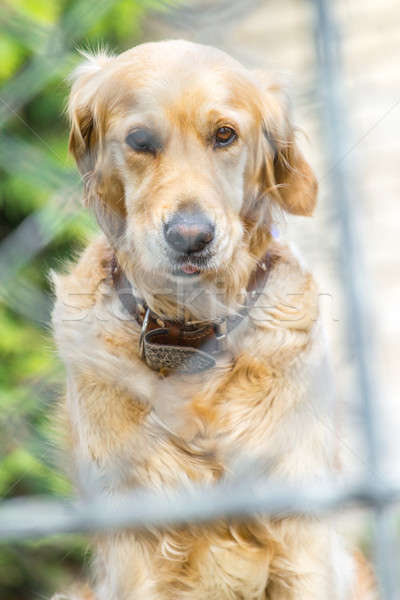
256,78,318,217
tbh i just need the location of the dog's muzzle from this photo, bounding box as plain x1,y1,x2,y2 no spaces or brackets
164,208,215,276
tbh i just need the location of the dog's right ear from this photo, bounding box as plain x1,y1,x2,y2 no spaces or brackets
68,51,127,244
68,51,114,179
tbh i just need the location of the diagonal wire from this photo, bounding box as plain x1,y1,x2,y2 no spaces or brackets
0,0,120,128
0,99,66,163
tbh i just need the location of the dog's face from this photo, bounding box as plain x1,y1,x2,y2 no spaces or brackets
69,40,317,286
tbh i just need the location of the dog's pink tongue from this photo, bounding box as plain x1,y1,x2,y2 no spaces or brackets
181,264,200,274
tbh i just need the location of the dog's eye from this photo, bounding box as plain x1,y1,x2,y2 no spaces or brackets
214,126,237,148
125,128,161,154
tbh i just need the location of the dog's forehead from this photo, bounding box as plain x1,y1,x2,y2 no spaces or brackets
143,75,235,120
96,41,263,135
119,61,242,108
105,65,257,136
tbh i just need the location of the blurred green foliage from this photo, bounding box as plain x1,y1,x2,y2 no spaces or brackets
0,0,172,597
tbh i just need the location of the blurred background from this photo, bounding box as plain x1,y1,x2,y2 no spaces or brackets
1,0,399,597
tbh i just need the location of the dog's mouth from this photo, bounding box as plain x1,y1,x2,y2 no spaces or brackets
177,263,202,276
170,255,212,278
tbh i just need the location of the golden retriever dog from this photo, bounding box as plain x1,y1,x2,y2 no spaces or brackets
51,40,374,599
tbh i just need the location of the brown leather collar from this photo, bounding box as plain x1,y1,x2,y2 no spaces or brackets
111,252,276,375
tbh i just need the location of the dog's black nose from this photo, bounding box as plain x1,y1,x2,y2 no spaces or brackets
164,210,215,254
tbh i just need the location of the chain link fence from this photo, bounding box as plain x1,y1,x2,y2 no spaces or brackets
1,0,399,598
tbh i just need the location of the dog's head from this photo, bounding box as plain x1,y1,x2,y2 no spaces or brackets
68,40,317,288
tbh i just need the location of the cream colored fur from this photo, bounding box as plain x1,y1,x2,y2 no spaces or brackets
51,40,375,599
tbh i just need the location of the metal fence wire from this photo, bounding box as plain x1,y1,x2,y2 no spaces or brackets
0,0,399,598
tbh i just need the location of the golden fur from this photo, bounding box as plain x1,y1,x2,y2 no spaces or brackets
51,40,375,599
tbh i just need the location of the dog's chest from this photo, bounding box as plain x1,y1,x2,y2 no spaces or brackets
97,352,288,494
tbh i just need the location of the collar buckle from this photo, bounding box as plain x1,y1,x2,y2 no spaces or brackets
139,307,151,360
214,318,228,352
